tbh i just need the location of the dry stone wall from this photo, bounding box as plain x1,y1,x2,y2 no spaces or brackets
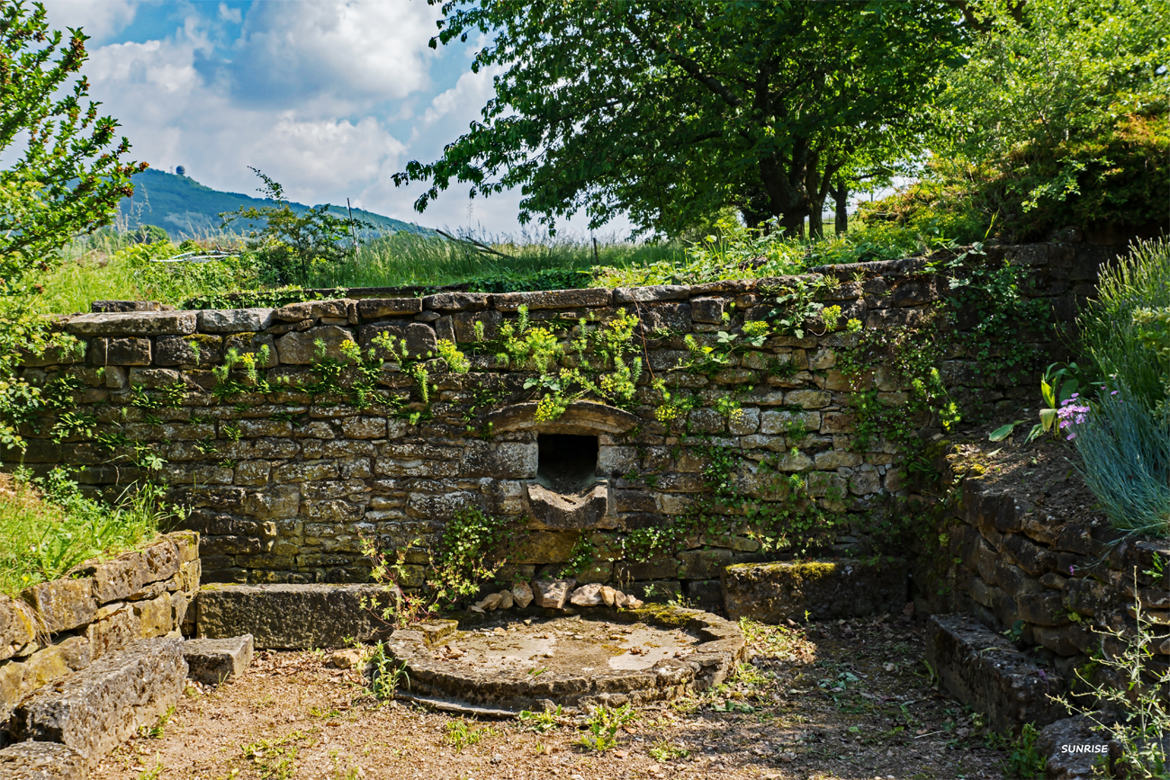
4,243,1115,600
0,531,199,734
931,473,1170,678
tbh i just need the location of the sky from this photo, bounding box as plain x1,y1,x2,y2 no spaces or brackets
42,0,630,238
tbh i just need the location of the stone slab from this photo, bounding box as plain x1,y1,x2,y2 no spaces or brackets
926,614,1063,732
0,595,38,662
181,634,253,685
195,584,393,649
721,557,907,622
0,741,88,779
12,637,186,761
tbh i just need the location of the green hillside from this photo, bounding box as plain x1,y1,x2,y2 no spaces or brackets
118,168,430,238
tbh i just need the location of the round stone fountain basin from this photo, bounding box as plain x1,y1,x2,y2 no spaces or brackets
380,605,745,714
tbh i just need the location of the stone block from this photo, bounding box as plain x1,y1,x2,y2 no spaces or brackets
271,299,349,322
275,325,355,364
925,614,1063,732
85,604,139,659
22,578,97,635
532,579,575,609
90,337,151,366
195,584,392,649
357,298,423,320
181,634,254,685
0,595,37,662
64,311,197,337
86,539,180,604
722,558,908,622
197,308,274,332
0,742,88,780
14,638,185,761
491,288,610,311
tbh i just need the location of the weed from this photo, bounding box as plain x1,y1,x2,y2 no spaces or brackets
576,702,637,752
242,730,311,780
443,719,495,751
139,705,175,739
518,706,564,733
366,642,408,700
648,739,690,762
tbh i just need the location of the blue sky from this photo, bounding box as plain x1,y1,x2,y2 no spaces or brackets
42,0,626,237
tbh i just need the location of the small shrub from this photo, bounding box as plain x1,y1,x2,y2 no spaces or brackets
1078,238,1170,415
1074,385,1170,537
1051,570,1170,778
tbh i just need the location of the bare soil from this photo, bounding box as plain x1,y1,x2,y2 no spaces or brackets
949,425,1103,528
95,615,1014,780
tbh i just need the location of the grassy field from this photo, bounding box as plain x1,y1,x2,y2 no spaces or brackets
34,215,943,314
0,471,174,596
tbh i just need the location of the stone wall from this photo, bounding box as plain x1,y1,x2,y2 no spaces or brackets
3,242,1116,598
0,531,200,734
931,474,1170,677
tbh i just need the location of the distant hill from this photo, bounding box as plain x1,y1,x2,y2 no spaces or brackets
117,168,431,238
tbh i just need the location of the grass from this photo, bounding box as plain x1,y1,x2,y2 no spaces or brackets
0,469,175,596
32,214,951,314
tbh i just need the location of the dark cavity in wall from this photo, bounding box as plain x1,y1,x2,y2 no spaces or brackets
538,433,599,493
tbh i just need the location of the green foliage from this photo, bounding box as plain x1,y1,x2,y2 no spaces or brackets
35,240,259,316
987,723,1047,779
221,168,367,286
0,469,179,596
576,703,636,752
444,719,495,751
495,305,643,420
518,706,565,733
1074,385,1170,537
363,507,512,624
399,0,966,236
0,0,144,293
365,641,408,700
1051,571,1170,778
1078,238,1170,414
922,0,1170,239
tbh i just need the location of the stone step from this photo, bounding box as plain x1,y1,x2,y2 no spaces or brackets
10,638,186,762
721,557,908,622
926,614,1064,732
195,584,393,649
0,741,87,779
182,634,253,686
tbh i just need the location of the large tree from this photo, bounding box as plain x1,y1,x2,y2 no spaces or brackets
0,0,143,293
395,0,968,237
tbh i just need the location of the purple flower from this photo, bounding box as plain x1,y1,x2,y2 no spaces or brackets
1068,565,1075,576
1057,397,1090,440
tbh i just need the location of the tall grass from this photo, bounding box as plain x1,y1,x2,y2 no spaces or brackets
1074,386,1170,537
304,231,681,290
1078,238,1170,412
0,470,176,596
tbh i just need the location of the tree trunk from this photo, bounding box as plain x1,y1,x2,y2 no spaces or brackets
778,211,804,237
832,182,849,235
808,207,823,239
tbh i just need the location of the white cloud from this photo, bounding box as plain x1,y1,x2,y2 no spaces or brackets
229,0,441,106
84,27,407,215
67,1,631,237
217,3,241,25
42,0,139,42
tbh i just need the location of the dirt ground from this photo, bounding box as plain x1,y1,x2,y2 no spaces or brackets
95,614,1016,780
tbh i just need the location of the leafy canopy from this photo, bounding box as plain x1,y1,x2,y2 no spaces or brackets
0,0,143,292
395,0,967,237
917,0,1170,239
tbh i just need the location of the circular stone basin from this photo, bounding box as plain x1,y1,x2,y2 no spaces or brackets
381,604,745,714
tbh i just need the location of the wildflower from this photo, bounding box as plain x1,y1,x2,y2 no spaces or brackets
1056,396,1090,440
